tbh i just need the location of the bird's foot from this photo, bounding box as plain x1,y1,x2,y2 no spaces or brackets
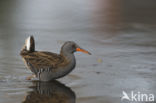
26,75,36,80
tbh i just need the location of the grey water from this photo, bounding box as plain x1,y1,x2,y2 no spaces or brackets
0,0,156,103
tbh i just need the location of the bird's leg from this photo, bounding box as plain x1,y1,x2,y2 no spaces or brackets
26,74,36,80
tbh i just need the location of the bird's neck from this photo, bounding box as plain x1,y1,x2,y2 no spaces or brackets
60,51,76,68
55,52,76,78
61,50,74,60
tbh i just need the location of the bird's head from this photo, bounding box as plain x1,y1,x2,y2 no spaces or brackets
61,41,91,55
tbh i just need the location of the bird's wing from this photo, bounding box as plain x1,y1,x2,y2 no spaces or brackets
22,51,66,75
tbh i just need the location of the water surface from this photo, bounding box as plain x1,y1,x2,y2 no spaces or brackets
0,0,156,103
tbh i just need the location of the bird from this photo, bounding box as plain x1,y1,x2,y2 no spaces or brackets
20,36,91,81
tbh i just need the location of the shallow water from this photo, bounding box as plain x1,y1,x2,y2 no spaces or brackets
0,0,156,103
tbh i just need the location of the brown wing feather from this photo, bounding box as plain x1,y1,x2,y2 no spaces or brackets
21,51,67,75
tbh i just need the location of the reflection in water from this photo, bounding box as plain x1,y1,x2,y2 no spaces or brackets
22,81,75,103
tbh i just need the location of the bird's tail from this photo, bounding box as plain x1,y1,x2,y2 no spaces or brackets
21,36,35,53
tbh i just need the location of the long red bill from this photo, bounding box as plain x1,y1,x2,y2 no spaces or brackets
76,48,91,55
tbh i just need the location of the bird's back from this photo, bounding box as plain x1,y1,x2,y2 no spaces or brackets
20,51,69,75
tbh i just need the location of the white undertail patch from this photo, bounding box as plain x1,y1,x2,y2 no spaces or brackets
26,36,31,51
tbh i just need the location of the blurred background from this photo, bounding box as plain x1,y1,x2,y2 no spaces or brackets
0,0,156,103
